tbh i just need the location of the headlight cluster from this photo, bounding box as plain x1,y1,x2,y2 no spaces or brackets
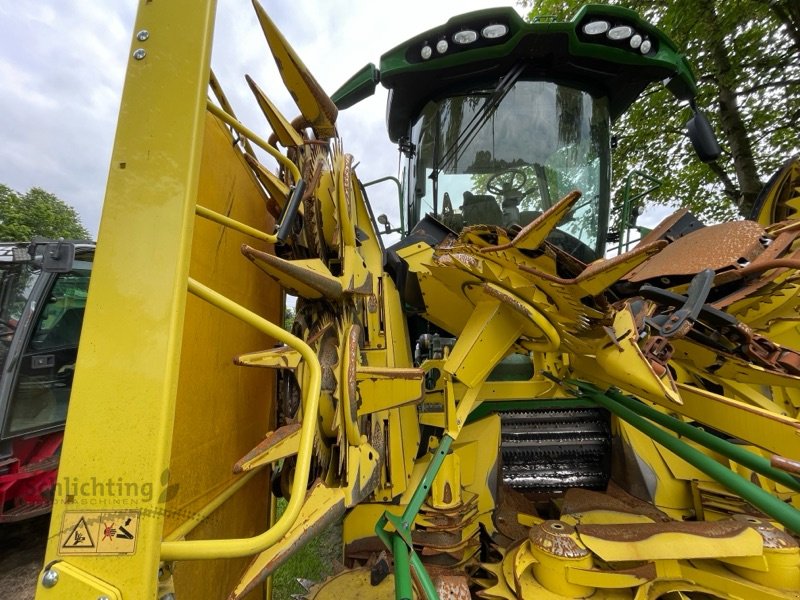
419,22,509,61
580,19,653,55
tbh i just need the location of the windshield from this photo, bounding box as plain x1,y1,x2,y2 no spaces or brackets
408,80,610,261
0,262,40,365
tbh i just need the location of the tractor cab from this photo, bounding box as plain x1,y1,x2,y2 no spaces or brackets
334,5,719,260
0,240,93,521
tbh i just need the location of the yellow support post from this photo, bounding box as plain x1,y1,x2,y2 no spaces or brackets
37,1,217,597
35,1,280,598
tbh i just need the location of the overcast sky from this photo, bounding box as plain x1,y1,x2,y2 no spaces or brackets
0,1,523,237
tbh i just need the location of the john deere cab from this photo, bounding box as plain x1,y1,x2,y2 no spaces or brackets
335,6,718,259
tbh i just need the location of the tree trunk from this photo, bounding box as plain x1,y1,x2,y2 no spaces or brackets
698,0,763,216
770,0,800,52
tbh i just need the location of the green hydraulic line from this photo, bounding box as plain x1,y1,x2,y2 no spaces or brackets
586,383,800,493
408,551,438,600
577,384,800,535
393,535,412,600
376,435,453,600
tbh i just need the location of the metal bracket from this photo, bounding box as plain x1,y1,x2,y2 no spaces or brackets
643,269,714,338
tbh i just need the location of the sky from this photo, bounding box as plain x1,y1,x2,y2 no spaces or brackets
0,1,523,238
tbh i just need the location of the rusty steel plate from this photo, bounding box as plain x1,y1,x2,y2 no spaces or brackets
625,220,767,282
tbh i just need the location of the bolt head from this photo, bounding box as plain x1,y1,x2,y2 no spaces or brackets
136,29,150,41
133,48,147,60
98,596,110,600
41,569,59,588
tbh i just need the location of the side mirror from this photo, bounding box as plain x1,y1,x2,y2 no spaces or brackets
377,213,392,234
687,109,721,163
331,63,380,110
42,240,75,273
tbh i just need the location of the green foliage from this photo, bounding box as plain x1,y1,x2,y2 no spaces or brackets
271,498,342,599
520,0,799,223
284,305,296,332
0,184,90,241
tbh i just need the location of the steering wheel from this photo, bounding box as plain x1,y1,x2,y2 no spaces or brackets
486,168,528,196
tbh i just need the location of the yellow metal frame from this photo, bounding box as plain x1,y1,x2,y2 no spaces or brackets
38,2,217,597
36,2,800,598
36,1,324,597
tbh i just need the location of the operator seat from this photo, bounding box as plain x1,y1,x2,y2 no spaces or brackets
461,191,503,226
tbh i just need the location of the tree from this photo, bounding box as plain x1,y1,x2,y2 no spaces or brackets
0,184,90,241
520,0,800,222
284,305,296,331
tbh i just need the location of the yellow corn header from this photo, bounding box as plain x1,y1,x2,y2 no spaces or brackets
35,1,800,599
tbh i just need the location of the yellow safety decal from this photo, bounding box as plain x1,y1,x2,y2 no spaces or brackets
59,511,139,555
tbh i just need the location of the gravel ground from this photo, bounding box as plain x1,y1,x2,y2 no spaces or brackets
0,515,50,600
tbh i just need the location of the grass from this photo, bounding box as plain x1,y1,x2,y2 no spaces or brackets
271,498,343,599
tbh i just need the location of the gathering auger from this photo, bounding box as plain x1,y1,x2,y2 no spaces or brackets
37,1,800,599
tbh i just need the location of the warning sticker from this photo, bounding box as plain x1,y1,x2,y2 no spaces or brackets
61,516,95,551
59,511,139,555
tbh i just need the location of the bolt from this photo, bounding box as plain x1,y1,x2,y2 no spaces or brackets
98,596,110,600
162,594,176,600
41,569,59,588
136,29,150,41
133,48,147,60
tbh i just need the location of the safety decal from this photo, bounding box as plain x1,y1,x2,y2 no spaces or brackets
59,511,139,555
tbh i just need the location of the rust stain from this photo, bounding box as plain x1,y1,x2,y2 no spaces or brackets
442,483,453,505
561,486,671,522
577,519,749,543
233,481,346,599
233,423,301,473
357,366,423,380
528,521,590,558
346,324,360,423
518,241,666,287
625,220,767,282
349,272,374,295
433,574,471,600
712,244,800,308
732,514,799,549
482,283,525,313
449,252,480,269
242,244,343,299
